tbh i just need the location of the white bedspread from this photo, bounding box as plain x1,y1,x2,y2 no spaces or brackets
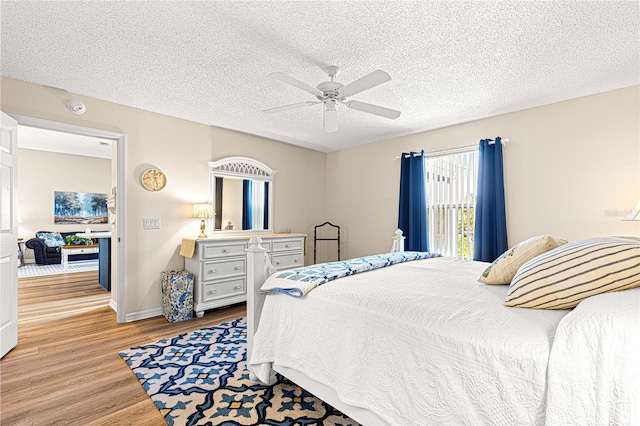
250,258,570,425
251,257,640,425
545,287,640,425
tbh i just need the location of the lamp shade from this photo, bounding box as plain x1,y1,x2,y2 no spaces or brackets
193,203,213,219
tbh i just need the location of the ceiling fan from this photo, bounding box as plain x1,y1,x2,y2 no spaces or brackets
263,65,401,133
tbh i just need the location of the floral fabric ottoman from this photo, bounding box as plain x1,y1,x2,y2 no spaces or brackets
161,270,194,322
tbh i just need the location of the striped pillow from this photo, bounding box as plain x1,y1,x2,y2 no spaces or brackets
504,237,640,310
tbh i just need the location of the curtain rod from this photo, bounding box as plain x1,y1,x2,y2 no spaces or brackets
397,138,509,159
488,137,508,145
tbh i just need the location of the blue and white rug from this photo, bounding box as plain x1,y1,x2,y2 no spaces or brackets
119,318,359,426
18,259,99,278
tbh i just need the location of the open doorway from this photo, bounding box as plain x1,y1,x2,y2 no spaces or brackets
17,126,113,285
11,114,126,323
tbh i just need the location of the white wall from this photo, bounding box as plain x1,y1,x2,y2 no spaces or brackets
2,76,327,317
326,85,640,259
17,148,111,262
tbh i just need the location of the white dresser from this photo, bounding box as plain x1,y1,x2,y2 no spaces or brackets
185,233,306,317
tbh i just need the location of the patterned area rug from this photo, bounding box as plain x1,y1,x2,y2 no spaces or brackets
119,318,359,426
18,259,99,278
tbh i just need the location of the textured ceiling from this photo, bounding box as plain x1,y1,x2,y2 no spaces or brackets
18,126,112,159
1,1,638,153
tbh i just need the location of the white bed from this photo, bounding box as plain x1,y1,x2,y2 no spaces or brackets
244,235,640,425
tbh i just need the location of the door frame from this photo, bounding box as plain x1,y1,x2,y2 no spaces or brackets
10,114,127,323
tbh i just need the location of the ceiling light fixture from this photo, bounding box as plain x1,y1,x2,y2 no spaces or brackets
67,99,86,115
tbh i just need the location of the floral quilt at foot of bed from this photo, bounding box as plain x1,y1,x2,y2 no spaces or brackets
261,251,441,297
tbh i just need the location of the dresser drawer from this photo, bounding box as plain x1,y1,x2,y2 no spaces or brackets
201,241,247,258
201,277,246,302
202,258,246,281
65,247,98,255
272,252,303,270
272,238,303,252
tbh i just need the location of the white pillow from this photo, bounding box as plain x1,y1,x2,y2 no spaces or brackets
504,237,640,309
478,235,567,285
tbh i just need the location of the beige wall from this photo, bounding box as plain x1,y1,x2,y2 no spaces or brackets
326,85,640,259
220,178,243,230
17,148,111,262
4,75,638,318
2,76,326,317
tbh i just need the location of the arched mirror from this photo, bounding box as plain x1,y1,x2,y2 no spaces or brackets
208,157,276,233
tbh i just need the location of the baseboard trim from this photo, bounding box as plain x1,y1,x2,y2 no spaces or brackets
125,307,163,322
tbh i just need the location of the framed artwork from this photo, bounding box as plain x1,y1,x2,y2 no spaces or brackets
54,191,108,224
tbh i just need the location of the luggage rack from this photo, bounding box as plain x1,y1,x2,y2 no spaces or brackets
313,222,340,264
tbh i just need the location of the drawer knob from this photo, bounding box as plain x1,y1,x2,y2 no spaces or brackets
233,266,240,271
233,285,241,290
276,260,282,265
222,248,229,253
293,258,299,263
208,269,216,274
208,289,217,295
285,244,291,248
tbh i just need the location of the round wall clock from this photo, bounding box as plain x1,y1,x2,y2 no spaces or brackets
141,168,167,191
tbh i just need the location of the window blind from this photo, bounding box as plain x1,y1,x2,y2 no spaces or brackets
426,149,478,260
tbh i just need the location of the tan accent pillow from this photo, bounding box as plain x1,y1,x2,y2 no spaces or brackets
504,237,640,309
478,235,567,285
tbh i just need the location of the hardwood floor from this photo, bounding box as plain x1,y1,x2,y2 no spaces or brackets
0,271,246,425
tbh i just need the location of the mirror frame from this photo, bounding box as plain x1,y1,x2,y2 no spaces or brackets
208,156,276,234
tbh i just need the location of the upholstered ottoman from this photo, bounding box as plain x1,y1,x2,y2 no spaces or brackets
161,270,194,322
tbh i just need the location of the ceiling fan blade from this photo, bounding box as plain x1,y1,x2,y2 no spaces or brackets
323,100,338,133
345,100,401,119
269,72,323,96
339,70,391,97
263,101,319,114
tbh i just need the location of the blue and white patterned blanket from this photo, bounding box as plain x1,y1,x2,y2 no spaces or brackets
260,251,441,298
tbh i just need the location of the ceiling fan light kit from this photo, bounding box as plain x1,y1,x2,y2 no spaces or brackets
323,99,338,133
264,65,401,133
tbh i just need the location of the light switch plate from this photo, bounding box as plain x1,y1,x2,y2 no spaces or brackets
143,218,161,229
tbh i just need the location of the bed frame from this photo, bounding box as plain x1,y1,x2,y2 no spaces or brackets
245,230,405,425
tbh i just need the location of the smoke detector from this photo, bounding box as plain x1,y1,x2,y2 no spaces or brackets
67,100,86,115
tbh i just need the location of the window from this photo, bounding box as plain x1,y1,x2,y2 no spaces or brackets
425,148,478,260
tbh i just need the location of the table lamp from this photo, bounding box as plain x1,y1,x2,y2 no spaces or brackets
193,204,214,238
